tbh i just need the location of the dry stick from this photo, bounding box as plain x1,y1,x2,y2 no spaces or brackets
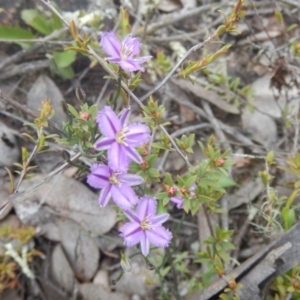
132,3,224,36
280,0,300,9
96,79,110,106
14,128,45,193
0,60,50,81
139,34,215,104
0,152,82,215
293,118,300,155
148,15,223,43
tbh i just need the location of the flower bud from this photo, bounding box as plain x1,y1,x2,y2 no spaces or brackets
120,252,132,272
147,263,155,270
180,187,187,195
142,149,149,157
217,158,225,166
140,160,149,170
167,186,177,196
228,280,236,289
80,111,90,120
75,87,86,102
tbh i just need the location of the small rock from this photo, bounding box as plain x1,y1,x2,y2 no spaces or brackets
93,269,110,290
51,244,75,293
242,108,277,148
58,218,99,282
79,283,129,300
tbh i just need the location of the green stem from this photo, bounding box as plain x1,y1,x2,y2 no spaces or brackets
112,76,122,110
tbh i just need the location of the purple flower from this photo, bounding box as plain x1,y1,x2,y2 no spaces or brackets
170,185,196,209
101,32,152,72
120,196,172,256
94,106,151,172
170,196,184,209
87,163,143,210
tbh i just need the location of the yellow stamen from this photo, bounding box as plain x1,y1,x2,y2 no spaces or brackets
141,215,152,231
116,128,128,144
109,173,121,187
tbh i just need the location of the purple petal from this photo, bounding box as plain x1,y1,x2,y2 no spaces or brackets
124,147,143,164
133,55,152,64
123,35,140,57
119,108,131,127
136,196,157,220
125,123,151,147
105,57,122,63
118,59,145,72
123,210,140,223
98,186,112,207
170,196,184,209
140,233,150,256
119,173,144,186
96,106,121,138
111,185,138,210
108,143,129,172
86,164,110,189
101,32,121,58
152,213,170,226
120,222,143,247
94,136,115,150
146,227,172,248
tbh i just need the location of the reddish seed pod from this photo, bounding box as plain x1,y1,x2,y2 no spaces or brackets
167,186,177,196
293,281,299,289
142,149,149,157
140,160,148,169
217,158,225,166
180,187,187,195
228,280,236,289
80,111,90,120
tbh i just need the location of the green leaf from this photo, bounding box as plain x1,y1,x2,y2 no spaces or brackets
217,177,236,188
67,104,79,118
282,207,295,230
0,25,35,48
53,50,77,69
21,9,51,35
56,65,75,79
185,175,197,188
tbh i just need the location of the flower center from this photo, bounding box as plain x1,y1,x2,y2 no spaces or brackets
140,215,152,231
116,128,128,145
109,173,121,187
120,43,133,60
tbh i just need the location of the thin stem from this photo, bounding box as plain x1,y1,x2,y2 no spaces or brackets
140,35,214,103
202,204,215,238
159,124,191,167
14,129,43,192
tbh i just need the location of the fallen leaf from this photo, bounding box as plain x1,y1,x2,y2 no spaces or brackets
157,0,182,12
172,78,240,114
